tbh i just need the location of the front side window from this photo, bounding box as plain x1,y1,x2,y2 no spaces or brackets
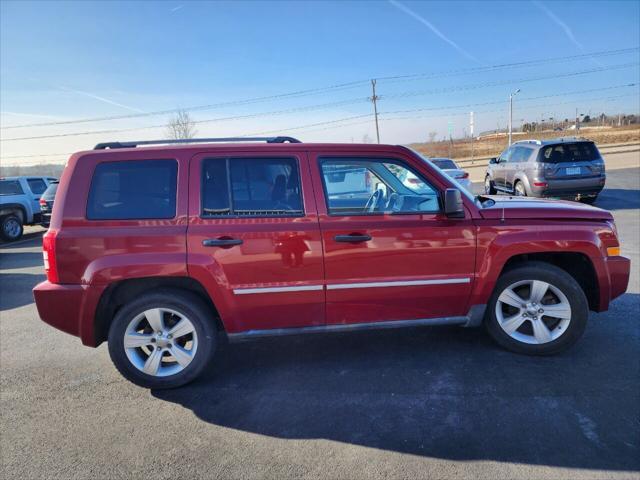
87,160,177,220
27,178,47,195
320,158,440,216
201,157,303,217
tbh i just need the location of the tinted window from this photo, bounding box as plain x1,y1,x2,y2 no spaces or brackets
201,157,303,217
432,159,457,169
499,147,513,162
27,178,47,195
0,180,24,196
87,160,177,220
511,147,533,163
541,142,600,163
320,158,440,216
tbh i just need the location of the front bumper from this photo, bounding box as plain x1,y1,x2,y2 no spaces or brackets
605,256,630,302
33,281,104,346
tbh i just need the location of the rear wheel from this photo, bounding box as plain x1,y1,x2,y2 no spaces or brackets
108,289,217,388
485,262,588,355
484,175,497,194
514,181,526,196
0,214,24,241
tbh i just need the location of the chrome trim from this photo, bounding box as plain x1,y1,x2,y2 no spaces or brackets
326,278,470,290
227,316,468,341
233,285,324,295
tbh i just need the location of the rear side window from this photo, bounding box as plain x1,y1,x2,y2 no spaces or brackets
541,142,600,163
87,160,177,220
511,147,533,163
0,180,24,195
27,178,47,195
201,157,303,217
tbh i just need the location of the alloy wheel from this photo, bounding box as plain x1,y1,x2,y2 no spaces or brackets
3,218,21,239
515,182,526,196
123,308,198,377
495,279,572,345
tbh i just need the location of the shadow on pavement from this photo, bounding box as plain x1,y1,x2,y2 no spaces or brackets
0,251,45,270
0,272,44,310
153,293,640,472
596,188,640,211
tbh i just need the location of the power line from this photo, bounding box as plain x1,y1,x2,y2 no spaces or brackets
1,83,637,153
2,46,637,131
3,64,637,143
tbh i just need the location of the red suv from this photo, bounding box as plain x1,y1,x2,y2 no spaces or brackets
33,137,630,388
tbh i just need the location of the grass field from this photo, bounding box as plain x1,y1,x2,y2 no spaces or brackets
410,124,640,160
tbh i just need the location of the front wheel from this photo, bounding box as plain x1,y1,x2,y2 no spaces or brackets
485,262,588,355
108,289,217,388
484,176,497,194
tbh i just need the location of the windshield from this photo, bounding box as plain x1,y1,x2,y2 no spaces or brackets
409,149,477,204
432,159,457,170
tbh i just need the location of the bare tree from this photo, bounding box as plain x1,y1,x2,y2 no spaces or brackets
428,131,437,143
166,109,197,139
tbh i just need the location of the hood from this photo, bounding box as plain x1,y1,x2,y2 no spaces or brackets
478,195,613,221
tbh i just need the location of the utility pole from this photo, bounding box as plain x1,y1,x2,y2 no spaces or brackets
508,88,520,146
370,79,380,144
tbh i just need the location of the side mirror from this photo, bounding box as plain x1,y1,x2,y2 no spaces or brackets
444,188,464,218
489,157,498,164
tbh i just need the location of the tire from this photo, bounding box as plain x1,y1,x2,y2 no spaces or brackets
108,289,217,388
1,214,24,241
514,181,526,197
580,195,598,205
485,262,588,355
484,175,497,194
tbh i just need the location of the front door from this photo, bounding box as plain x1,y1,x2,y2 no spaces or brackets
187,151,325,334
310,151,476,325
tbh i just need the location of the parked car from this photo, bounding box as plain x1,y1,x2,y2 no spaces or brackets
39,181,59,227
484,137,605,203
429,158,472,191
33,137,629,388
0,176,57,241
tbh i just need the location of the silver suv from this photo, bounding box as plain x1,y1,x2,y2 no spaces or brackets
484,137,606,203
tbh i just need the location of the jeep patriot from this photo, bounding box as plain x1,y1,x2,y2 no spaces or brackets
33,137,630,388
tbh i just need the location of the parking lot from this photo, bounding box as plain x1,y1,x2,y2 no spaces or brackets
1,158,639,479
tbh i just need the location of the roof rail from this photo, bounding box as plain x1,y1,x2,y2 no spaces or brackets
93,136,302,150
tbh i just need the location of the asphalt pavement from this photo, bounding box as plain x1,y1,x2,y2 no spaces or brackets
1,165,639,480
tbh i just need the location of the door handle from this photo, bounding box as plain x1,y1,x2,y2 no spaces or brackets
202,238,243,247
334,233,372,243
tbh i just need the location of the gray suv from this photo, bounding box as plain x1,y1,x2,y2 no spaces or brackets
484,137,606,203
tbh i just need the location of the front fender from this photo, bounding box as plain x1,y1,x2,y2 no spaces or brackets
471,222,608,309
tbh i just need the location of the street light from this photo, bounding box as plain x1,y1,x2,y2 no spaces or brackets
508,88,521,146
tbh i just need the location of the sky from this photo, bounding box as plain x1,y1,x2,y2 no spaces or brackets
1,0,639,166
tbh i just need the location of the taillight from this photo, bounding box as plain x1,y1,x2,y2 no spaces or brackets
39,198,47,206
455,172,469,179
42,230,59,283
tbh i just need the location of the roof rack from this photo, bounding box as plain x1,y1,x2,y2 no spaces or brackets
94,136,302,150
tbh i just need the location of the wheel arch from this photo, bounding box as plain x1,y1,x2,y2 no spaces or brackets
497,252,599,311
93,276,226,346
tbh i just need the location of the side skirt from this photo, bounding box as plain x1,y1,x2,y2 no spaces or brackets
227,315,475,343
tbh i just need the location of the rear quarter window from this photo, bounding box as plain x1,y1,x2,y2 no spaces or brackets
27,178,47,195
86,160,177,220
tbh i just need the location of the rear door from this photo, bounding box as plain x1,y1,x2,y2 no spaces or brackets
187,151,325,334
310,149,476,325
